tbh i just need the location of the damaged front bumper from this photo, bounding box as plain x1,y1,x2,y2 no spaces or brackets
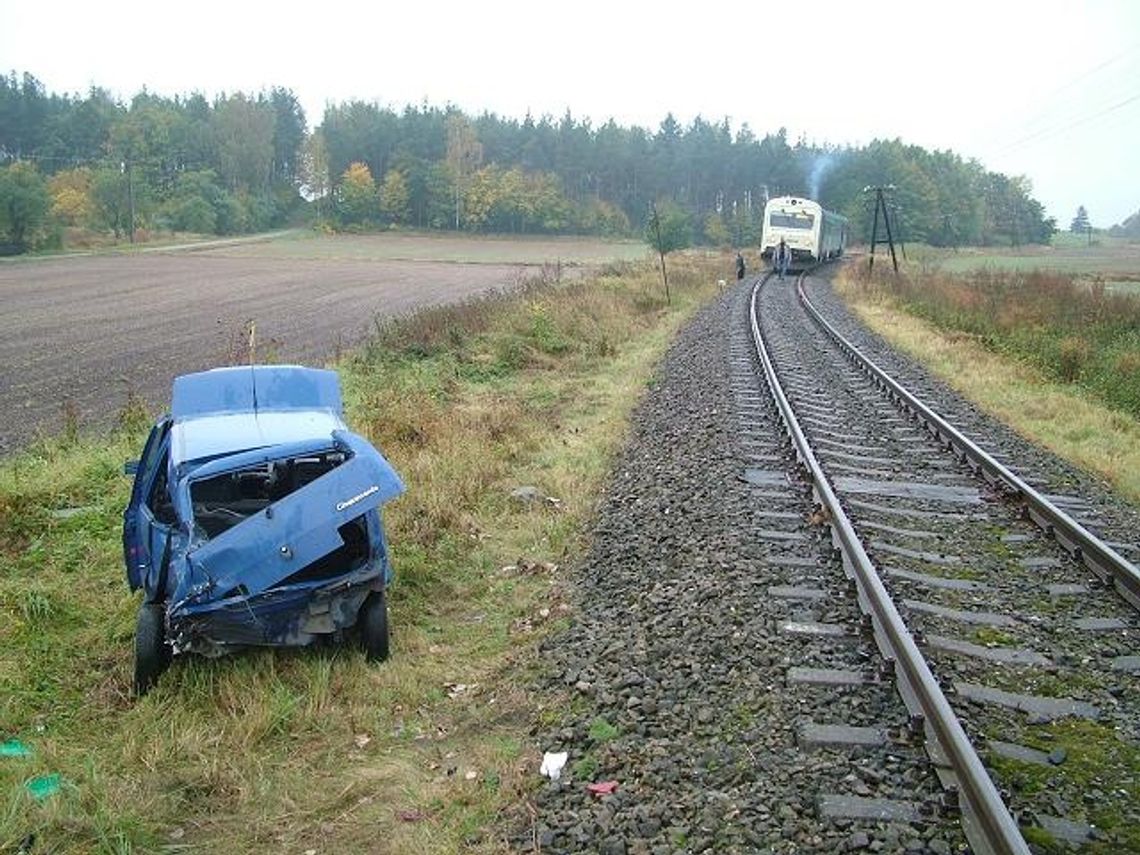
168,567,380,657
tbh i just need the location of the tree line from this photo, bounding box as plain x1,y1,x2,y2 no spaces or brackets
0,70,1057,254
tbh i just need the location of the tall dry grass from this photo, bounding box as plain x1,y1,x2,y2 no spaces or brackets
0,252,725,853
847,264,1140,417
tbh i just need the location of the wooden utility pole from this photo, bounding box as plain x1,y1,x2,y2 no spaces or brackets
649,201,671,305
126,158,136,244
865,185,899,273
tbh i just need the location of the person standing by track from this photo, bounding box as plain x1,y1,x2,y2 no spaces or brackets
775,238,790,280
735,251,746,281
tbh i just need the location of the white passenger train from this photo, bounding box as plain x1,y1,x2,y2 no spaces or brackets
760,196,848,265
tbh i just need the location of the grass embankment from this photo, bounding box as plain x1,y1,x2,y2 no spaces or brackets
893,238,1140,294
836,262,1140,503
0,255,723,852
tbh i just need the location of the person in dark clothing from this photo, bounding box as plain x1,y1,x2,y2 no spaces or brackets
735,252,746,280
775,239,790,280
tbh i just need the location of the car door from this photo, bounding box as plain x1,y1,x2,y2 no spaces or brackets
186,431,403,601
125,420,176,598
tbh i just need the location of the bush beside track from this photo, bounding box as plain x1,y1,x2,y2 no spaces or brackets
843,263,1140,419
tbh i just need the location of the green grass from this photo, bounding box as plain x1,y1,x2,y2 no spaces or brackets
0,252,724,852
895,236,1140,278
587,717,619,744
987,720,1140,852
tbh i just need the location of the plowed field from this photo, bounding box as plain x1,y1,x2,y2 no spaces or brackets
0,233,641,452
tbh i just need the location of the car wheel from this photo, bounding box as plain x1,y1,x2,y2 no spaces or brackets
359,590,390,662
134,602,170,696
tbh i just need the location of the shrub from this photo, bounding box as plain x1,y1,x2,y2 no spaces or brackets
1056,336,1090,382
861,265,1140,418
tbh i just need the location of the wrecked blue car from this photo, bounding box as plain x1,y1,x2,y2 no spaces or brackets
122,365,404,695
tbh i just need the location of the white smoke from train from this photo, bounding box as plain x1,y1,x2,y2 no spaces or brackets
807,154,836,201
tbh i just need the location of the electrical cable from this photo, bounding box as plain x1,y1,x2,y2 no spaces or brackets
990,91,1140,156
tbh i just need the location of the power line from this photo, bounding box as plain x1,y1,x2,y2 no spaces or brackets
990,91,1140,156
1034,42,1140,105
972,42,1140,153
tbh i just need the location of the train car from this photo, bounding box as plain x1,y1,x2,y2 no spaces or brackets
760,196,848,265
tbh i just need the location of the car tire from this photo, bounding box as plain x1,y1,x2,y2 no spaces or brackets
359,590,390,663
134,602,170,696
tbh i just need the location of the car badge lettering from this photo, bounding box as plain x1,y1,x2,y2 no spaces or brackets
336,485,379,512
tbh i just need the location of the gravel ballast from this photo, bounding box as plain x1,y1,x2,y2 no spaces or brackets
523,280,968,854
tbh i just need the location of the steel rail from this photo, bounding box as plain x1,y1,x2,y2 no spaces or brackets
796,276,1140,611
749,272,1029,855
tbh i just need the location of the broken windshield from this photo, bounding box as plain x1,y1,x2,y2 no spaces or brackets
190,451,347,541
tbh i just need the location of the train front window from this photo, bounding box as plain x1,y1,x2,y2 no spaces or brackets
769,212,815,229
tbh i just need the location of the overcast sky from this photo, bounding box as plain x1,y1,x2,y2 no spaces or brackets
3,0,1137,227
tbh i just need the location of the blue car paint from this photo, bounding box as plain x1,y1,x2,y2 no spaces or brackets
174,432,401,603
172,365,343,419
122,366,404,657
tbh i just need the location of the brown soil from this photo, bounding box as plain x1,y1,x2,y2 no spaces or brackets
0,249,535,453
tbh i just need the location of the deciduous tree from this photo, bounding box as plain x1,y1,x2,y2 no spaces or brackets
90,167,131,238
379,168,410,224
446,114,482,229
336,161,377,226
300,131,331,218
646,199,690,304
48,167,94,227
0,161,50,251
212,93,274,193
704,212,730,246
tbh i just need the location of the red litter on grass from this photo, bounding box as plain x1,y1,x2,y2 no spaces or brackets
586,780,618,796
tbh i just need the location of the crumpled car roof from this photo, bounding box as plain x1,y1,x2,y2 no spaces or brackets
170,366,346,467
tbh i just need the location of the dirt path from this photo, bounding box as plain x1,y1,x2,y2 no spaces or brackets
0,249,532,453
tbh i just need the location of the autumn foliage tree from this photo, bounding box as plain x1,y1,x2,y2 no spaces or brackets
48,168,95,227
379,168,409,224
336,162,377,226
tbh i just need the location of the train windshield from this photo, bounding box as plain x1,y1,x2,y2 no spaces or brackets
769,212,815,229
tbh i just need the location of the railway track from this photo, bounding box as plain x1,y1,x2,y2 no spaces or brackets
750,266,1140,853
525,271,1137,853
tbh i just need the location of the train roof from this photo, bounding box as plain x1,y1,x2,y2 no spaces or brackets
764,195,846,222
765,195,820,211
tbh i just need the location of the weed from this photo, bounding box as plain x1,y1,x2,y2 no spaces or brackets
571,753,598,781
61,398,80,446
1057,336,1090,382
587,716,619,744
20,590,54,623
972,627,1016,647
1020,826,1061,852
114,388,152,435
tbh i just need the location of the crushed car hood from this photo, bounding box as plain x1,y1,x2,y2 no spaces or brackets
171,429,402,606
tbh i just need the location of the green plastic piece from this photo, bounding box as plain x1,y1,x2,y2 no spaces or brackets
0,739,32,758
25,774,61,800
